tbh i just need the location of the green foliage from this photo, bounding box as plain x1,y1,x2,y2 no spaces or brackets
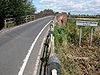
55,18,100,47
54,25,68,50
39,9,54,16
54,19,79,50
54,18,100,75
24,2,36,15
55,12,59,14
97,20,100,26
0,0,36,24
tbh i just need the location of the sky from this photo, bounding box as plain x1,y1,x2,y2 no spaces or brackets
33,0,100,15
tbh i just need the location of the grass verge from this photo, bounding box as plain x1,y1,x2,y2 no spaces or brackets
54,18,100,75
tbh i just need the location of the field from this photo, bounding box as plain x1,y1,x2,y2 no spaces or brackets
75,18,100,26
54,18,100,75
76,18,100,21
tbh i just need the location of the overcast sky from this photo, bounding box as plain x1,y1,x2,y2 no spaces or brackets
33,0,100,15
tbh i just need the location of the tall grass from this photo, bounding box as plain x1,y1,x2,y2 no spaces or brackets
54,18,100,75
54,19,79,49
55,18,100,47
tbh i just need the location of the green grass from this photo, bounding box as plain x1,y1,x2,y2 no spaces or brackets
54,18,100,75
54,19,79,47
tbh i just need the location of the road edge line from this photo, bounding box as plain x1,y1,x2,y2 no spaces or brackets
33,37,46,75
33,23,51,75
18,20,53,75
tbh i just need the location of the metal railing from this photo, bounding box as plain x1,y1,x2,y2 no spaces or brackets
47,22,61,75
39,21,61,75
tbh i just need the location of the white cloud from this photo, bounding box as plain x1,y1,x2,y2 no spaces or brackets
90,0,100,7
40,0,57,4
40,0,100,14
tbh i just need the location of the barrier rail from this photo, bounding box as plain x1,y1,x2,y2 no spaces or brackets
38,21,61,75
47,22,61,75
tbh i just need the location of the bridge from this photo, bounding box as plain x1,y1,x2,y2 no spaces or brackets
0,16,61,75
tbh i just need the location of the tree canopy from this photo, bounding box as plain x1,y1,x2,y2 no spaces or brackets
0,0,36,24
39,9,55,16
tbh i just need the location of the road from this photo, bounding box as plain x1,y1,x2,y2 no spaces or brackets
0,16,54,75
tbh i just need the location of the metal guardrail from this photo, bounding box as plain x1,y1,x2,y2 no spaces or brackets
47,22,61,75
4,18,61,75
39,21,61,75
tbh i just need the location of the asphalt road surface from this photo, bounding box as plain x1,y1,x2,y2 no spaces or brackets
0,16,54,75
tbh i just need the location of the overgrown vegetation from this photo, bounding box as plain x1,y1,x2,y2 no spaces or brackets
54,18,100,75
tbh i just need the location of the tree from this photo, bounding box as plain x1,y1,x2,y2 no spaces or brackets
0,0,8,29
8,0,36,24
68,12,71,15
55,12,59,14
0,0,36,28
24,2,36,15
39,9,55,16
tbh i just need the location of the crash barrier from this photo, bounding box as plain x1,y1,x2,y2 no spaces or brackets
47,56,61,75
47,23,61,75
39,21,61,75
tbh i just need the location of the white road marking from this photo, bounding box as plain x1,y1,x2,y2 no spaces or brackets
33,37,46,75
18,20,53,75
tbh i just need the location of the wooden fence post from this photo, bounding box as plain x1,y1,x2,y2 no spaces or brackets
4,20,7,28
